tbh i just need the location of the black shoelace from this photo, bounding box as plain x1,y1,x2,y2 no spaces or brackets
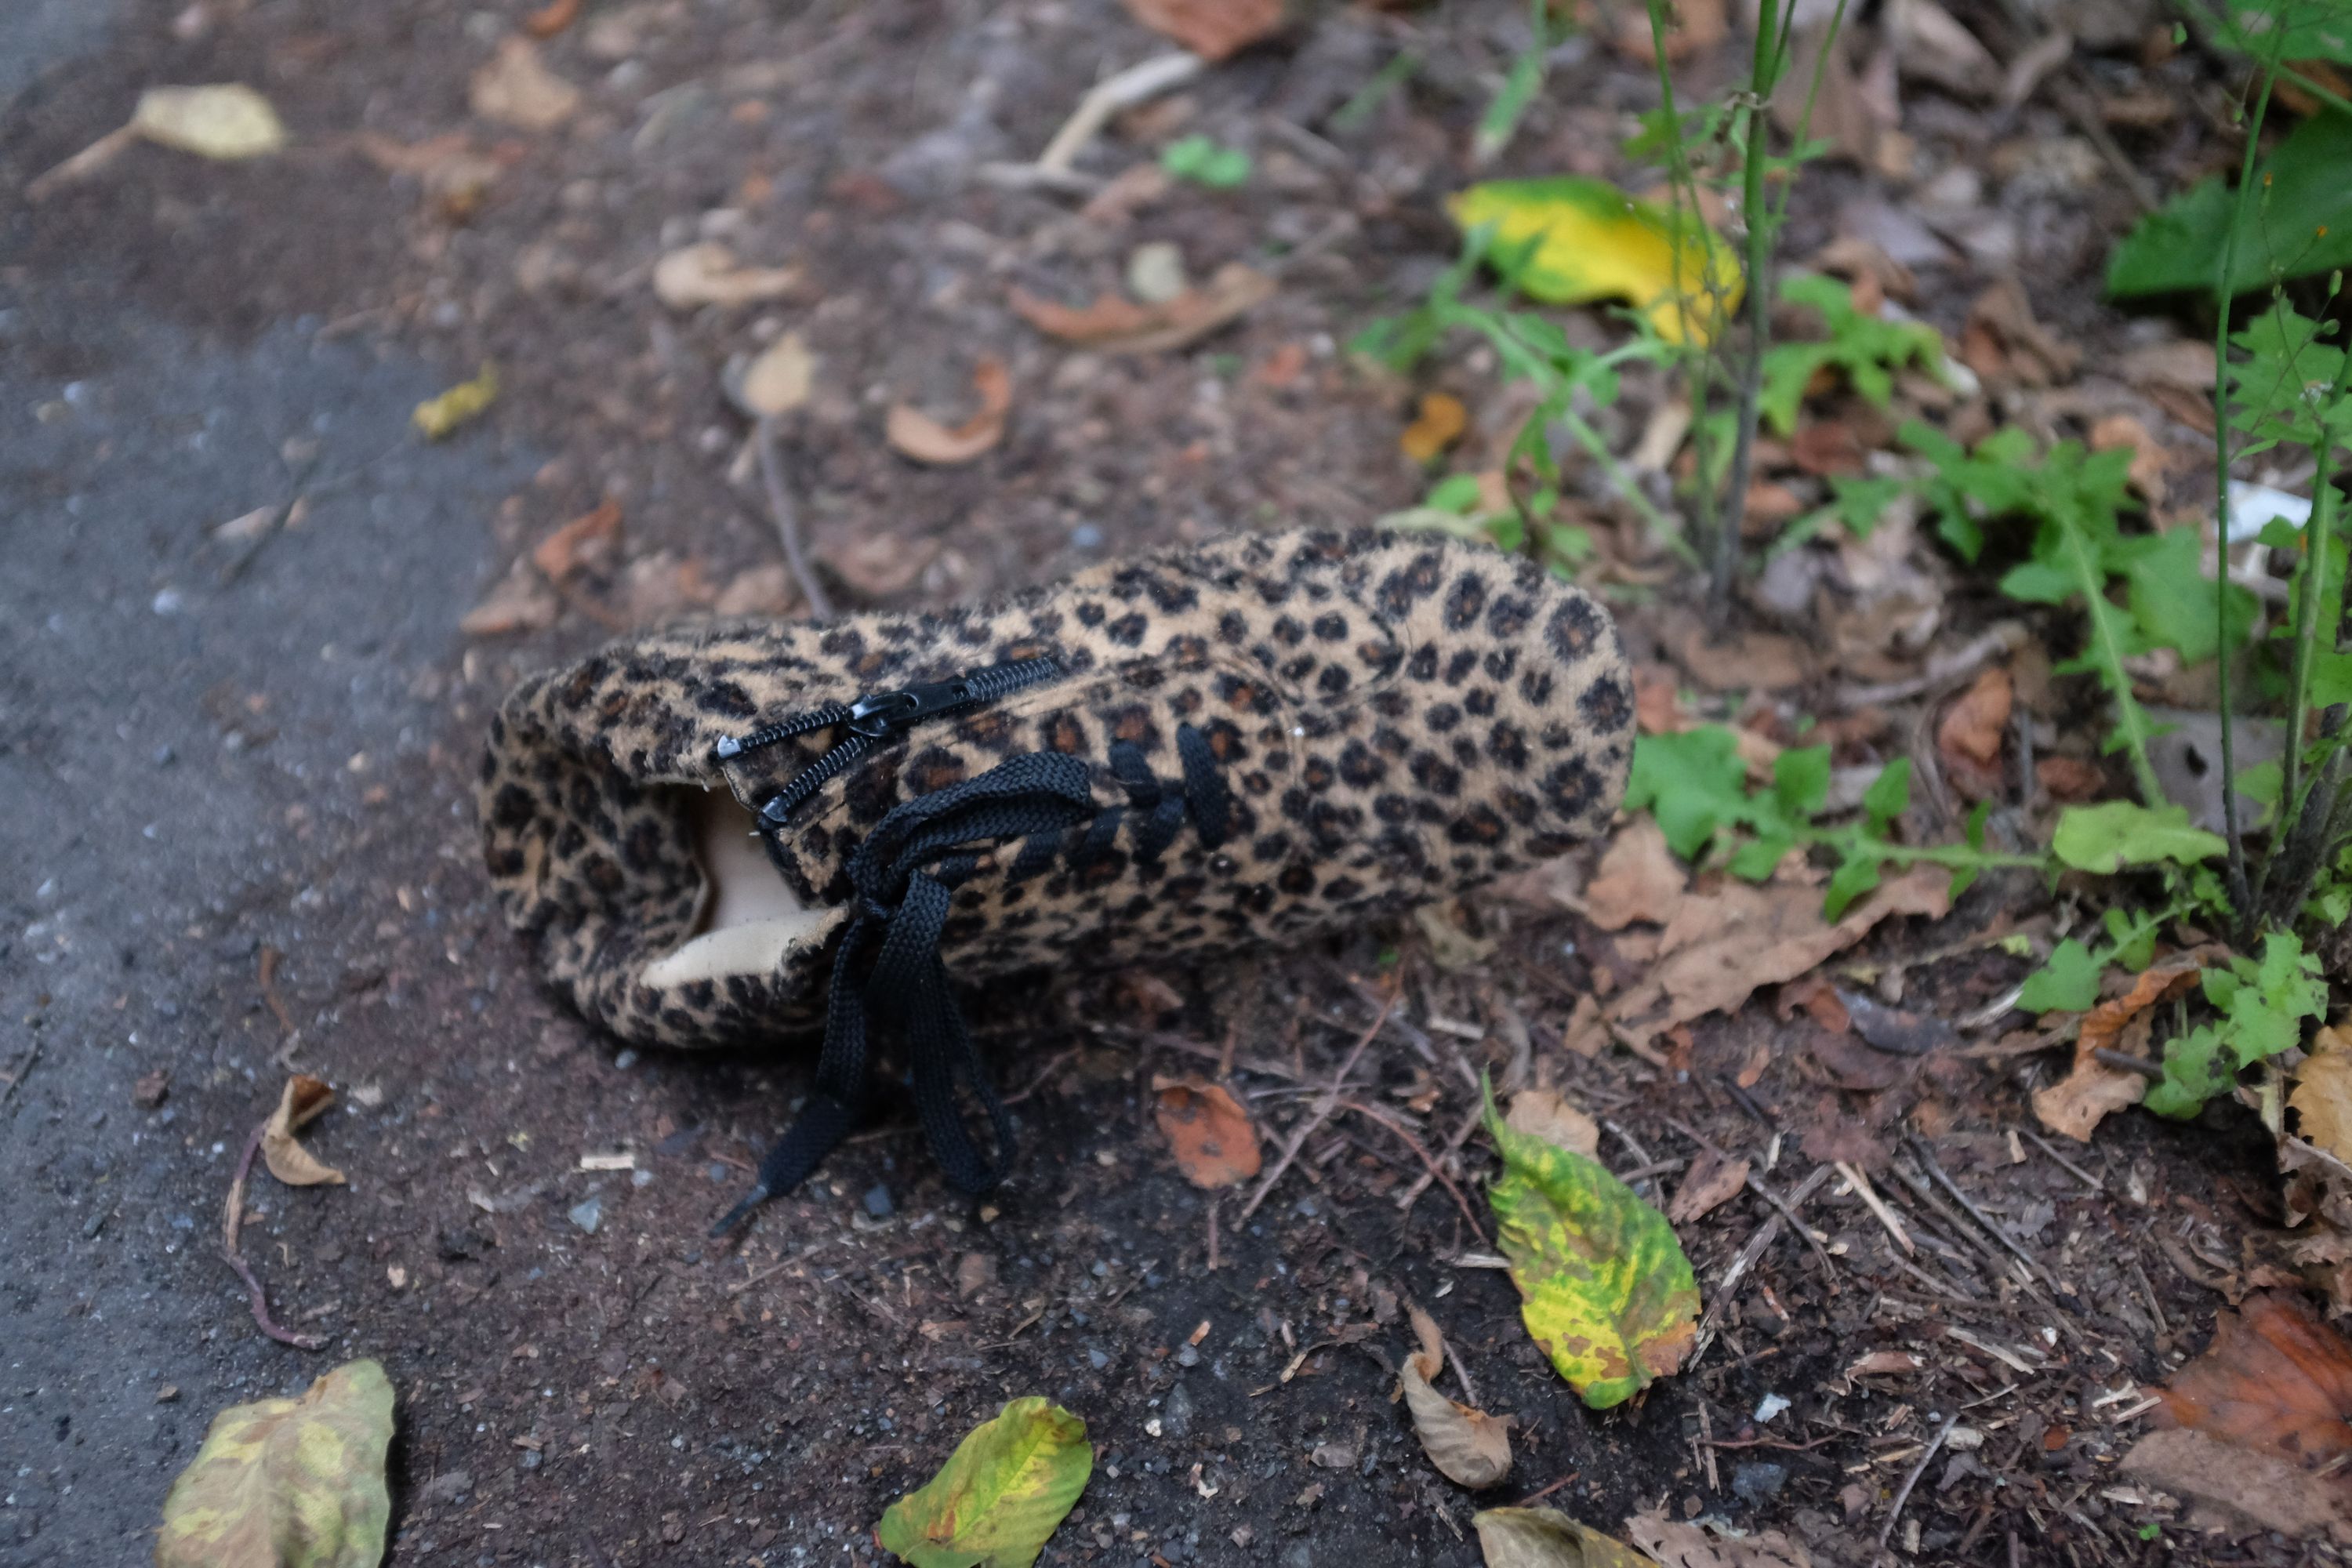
710,678,1233,1236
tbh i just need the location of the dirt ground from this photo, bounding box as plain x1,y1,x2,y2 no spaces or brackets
1,1,2328,1565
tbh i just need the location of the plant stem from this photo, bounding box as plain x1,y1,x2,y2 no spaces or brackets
2212,60,2275,940
2057,497,2169,806
1711,0,1791,613
1642,0,1725,560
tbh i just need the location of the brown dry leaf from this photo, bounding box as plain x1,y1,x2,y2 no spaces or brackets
1609,868,1951,1047
1936,666,2011,797
1771,26,1891,167
886,360,1011,466
2031,953,2212,1142
1961,278,2079,388
1627,1510,1815,1566
1152,1076,1261,1189
263,1075,345,1187
1121,0,1287,60
532,498,622,582
1399,1351,1513,1489
1585,819,1686,931
2090,414,2176,506
2122,1428,2352,1543
469,37,580,132
654,244,802,310
712,564,797,617
1891,0,1998,97
2292,1027,2352,1164
2120,339,2218,394
1633,663,1690,735
1009,262,1275,354
355,131,505,216
1661,612,1811,691
523,0,583,37
1666,1149,1750,1225
459,557,559,636
1407,1303,1445,1380
1400,392,1469,463
826,533,942,600
2156,1291,2352,1465
1613,0,1728,64
1505,1088,1601,1158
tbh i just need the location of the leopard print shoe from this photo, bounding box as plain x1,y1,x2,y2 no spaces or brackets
479,527,1633,1230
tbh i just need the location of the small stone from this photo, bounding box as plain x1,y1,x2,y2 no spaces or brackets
1308,1441,1355,1470
1732,1461,1788,1503
863,1184,894,1218
1088,1348,1110,1370
1175,1344,1200,1367
132,1069,169,1109
520,1448,543,1470
1161,1381,1195,1439
568,1197,603,1234
154,1385,179,1403
1126,241,1188,305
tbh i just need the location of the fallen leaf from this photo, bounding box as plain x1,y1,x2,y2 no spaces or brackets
713,564,798,617
1401,392,1469,463
412,362,499,440
2155,1291,2352,1466
1770,26,1893,169
1626,1511,1815,1566
2293,1027,2352,1165
1661,612,1812,691
1122,0,1286,60
263,1075,345,1187
1448,178,1742,346
826,532,942,600
1400,1352,1513,1489
653,243,804,310
460,557,560,636
1009,262,1275,354
739,332,817,418
876,1396,1091,1568
354,131,504,217
1935,666,2011,795
2090,413,2176,505
2031,952,2211,1142
1506,1088,1601,1158
1153,1076,1262,1189
1891,0,1998,97
155,1359,394,1568
1483,1080,1700,1409
132,84,289,159
1472,1507,1654,1567
1585,818,1686,931
887,359,1012,466
1610,868,1952,1048
531,498,622,581
523,0,583,37
469,37,580,132
2121,1428,2352,1543
1414,899,1498,971
1666,1149,1750,1225
1961,278,2078,388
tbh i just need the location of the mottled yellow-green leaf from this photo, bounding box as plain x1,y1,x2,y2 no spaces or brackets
1448,178,1742,346
155,1358,394,1568
1472,1506,1657,1567
412,363,499,440
876,1396,1092,1568
1483,1078,1700,1408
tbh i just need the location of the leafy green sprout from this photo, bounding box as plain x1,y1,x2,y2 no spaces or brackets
1160,135,1250,190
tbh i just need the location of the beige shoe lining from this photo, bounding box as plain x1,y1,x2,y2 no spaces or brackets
642,789,832,986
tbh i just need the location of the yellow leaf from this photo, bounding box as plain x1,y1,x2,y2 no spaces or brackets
131,85,287,160
1448,178,1741,346
1483,1077,1700,1409
1401,392,1469,462
877,1397,1092,1567
262,1074,345,1188
2292,1025,2352,1164
156,1359,394,1568
412,364,499,440
1472,1506,1657,1567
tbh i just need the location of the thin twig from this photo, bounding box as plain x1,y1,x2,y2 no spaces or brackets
0,1039,41,1109
1836,1160,1915,1256
1692,1166,1833,1362
1397,1096,1486,1214
1836,622,2031,710
754,416,834,620
1747,1166,1840,1287
983,51,1204,184
221,1121,325,1351
2023,1128,2107,1195
1338,1098,1486,1239
1907,1134,2051,1283
1875,1414,1958,1565
1240,993,1394,1222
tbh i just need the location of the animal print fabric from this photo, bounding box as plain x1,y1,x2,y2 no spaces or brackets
479,528,1634,1049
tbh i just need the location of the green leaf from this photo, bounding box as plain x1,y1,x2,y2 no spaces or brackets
2107,112,2352,298
877,1398,1093,1568
1482,1078,1700,1409
2149,934,2326,1116
1624,727,1750,860
1860,757,1911,829
2211,0,2352,64
1726,834,1794,881
156,1359,394,1568
1756,274,1944,435
1823,849,1886,920
2115,526,2257,662
1772,745,1831,820
1472,1507,1657,1567
1446,177,1744,345
1160,135,1250,189
2019,938,2103,1014
2051,801,2228,873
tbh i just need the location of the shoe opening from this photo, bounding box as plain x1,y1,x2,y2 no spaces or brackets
641,788,832,987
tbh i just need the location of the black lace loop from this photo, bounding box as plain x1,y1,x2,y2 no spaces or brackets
712,726,1234,1235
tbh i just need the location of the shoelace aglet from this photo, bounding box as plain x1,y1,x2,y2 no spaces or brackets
708,1184,772,1239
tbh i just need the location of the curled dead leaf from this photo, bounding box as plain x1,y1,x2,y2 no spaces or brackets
524,0,583,37
1584,818,1686,931
1473,1507,1654,1567
2292,1026,2352,1165
531,499,622,582
1935,666,2011,794
460,557,559,636
263,1075,345,1187
2122,1428,2352,1544
1152,1076,1261,1189
1399,1350,1512,1488
2031,951,2216,1142
885,359,1011,466
469,37,580,132
1010,262,1275,354
654,243,804,310
1666,1148,1750,1225
1122,0,1287,60
2156,1291,2352,1466
1627,1510,1816,1566
1400,392,1468,463
1504,1087,1600,1157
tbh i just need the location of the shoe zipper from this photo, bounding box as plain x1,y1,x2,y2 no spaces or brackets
714,656,1063,829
